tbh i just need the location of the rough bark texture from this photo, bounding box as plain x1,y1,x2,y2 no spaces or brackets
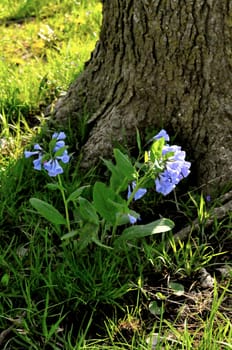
51,0,232,192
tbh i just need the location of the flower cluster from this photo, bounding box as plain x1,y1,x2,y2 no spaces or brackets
24,132,70,177
127,129,191,224
154,130,191,195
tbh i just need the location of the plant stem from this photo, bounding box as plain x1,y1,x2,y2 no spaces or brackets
58,175,71,232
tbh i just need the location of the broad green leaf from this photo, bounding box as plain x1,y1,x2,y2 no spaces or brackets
103,158,123,192
93,182,122,224
1,273,10,287
103,149,136,192
149,301,163,316
30,198,66,225
113,148,135,180
115,218,174,244
78,197,99,225
168,282,185,296
78,223,99,251
67,185,90,203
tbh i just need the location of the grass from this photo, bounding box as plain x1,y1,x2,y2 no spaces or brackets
0,1,232,349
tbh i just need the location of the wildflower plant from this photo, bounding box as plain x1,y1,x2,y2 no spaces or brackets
24,129,191,250
25,132,72,231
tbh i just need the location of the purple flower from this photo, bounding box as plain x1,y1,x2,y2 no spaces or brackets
153,129,170,142
127,181,147,201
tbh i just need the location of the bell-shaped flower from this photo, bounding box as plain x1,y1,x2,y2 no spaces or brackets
127,181,147,201
53,140,66,152
56,150,70,164
24,143,43,158
52,132,66,140
155,170,176,196
128,213,138,225
44,159,64,177
24,131,70,177
33,155,43,171
153,129,170,142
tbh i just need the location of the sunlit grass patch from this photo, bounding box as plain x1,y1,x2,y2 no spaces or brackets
0,0,102,169
0,0,102,122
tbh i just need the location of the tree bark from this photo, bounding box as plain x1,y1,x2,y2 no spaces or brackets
51,0,232,192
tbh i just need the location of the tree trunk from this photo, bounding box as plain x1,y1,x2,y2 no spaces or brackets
51,0,232,192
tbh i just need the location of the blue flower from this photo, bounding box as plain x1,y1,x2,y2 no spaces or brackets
53,140,66,152
33,155,43,171
155,170,177,195
127,181,147,201
155,144,191,196
24,131,70,177
52,132,66,140
24,144,43,171
44,159,64,177
153,129,170,142
24,144,42,159
56,150,70,164
128,214,138,224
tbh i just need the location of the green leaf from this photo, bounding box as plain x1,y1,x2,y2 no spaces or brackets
92,237,113,250
115,218,174,244
29,198,66,225
136,128,142,153
149,301,163,316
61,230,79,240
49,138,57,153
67,185,90,203
54,146,67,158
45,183,63,191
78,223,99,251
103,158,123,192
93,182,122,224
103,148,136,192
1,273,10,287
78,197,99,225
113,148,135,180
168,282,185,296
